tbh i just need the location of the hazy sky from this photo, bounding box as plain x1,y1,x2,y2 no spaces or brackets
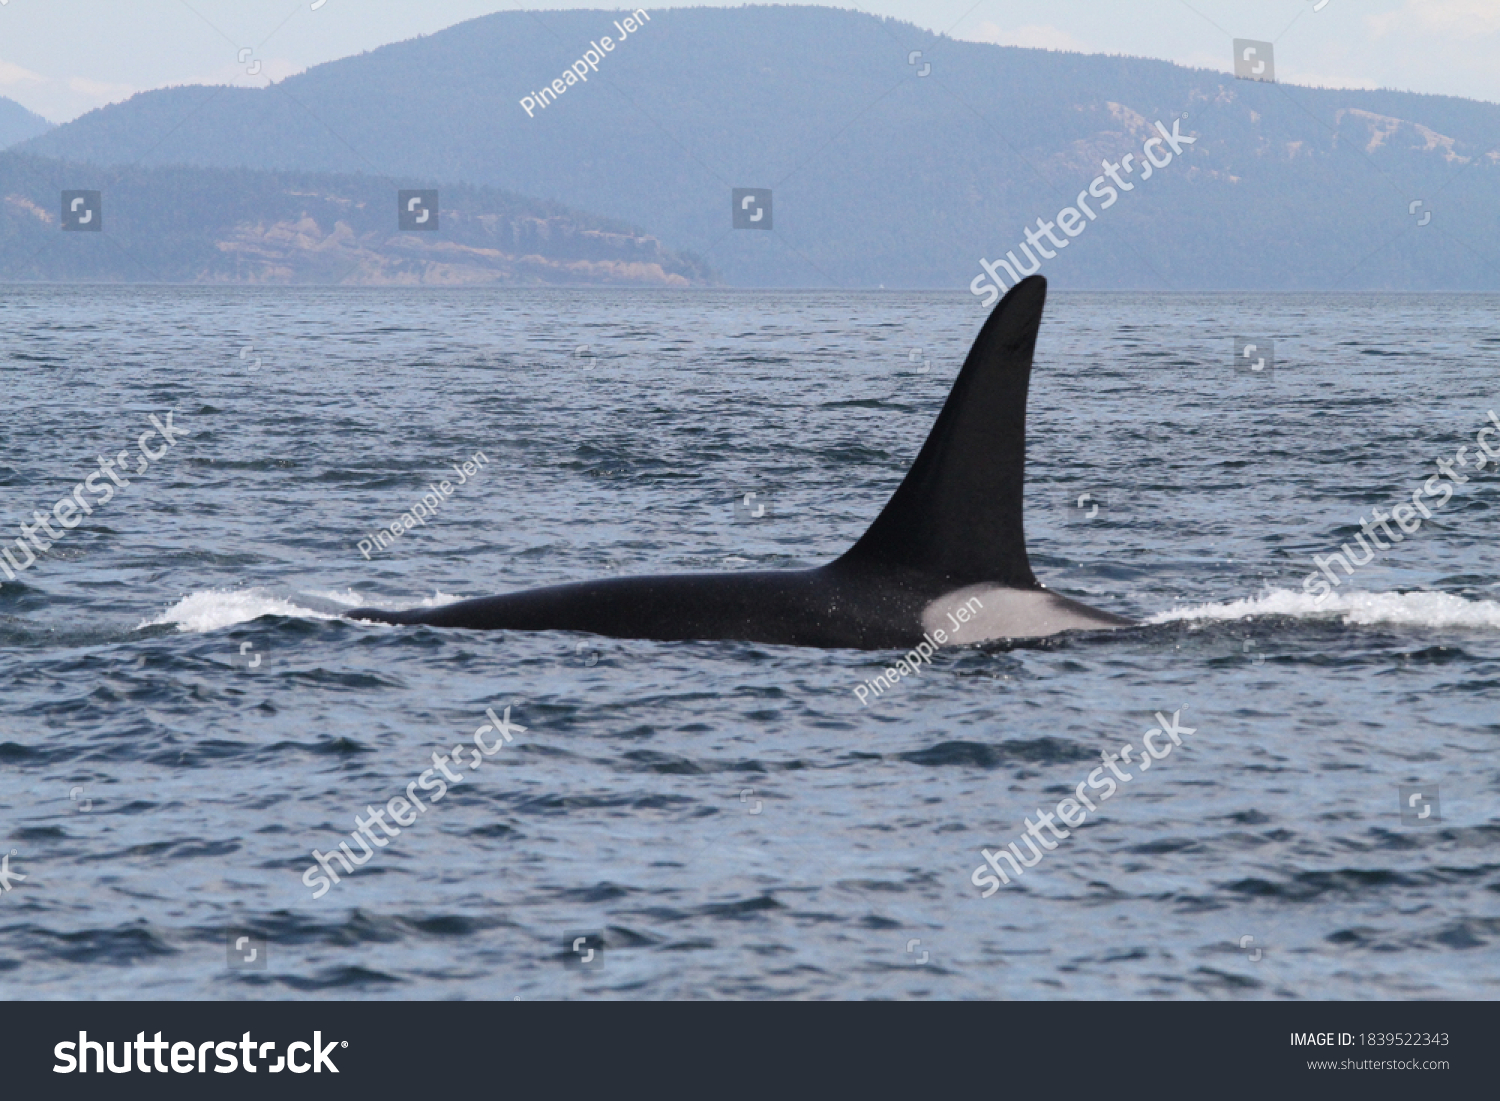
2,1,1498,123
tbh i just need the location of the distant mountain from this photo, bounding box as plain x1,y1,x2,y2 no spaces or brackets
0,96,52,150
14,6,1500,288
0,154,713,285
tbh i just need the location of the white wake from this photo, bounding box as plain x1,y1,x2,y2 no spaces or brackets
140,587,462,633
1149,588,1500,630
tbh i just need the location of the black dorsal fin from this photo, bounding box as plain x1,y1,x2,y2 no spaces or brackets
837,275,1046,588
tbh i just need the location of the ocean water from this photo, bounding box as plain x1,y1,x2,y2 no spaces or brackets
1,285,1498,1000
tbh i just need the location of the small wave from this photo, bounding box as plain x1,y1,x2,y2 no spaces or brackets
140,588,342,633
1150,588,1500,630
141,587,463,633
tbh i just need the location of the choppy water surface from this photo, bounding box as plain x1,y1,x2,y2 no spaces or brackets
1,286,1497,999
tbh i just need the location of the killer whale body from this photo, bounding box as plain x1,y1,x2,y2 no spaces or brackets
348,276,1133,647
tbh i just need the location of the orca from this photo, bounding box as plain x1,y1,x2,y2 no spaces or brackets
347,275,1134,647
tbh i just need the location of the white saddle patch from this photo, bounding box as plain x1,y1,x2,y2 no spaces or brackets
922,585,1127,642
